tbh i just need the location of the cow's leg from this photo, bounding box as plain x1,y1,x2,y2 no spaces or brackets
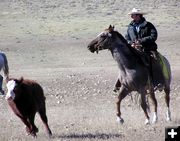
7,99,31,134
116,86,128,124
18,116,32,135
38,106,52,137
28,113,38,137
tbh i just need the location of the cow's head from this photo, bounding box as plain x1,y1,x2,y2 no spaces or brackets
6,77,24,100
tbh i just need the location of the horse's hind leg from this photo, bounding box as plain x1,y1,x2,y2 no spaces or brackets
140,90,150,125
116,86,128,124
164,86,171,121
38,105,52,137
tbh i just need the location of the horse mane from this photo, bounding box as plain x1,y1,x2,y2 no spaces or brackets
113,30,144,59
113,31,137,51
113,31,130,47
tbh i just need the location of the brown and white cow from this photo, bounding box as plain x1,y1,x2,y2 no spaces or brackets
6,77,52,137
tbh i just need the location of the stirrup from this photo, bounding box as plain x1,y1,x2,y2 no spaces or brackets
154,84,163,91
150,51,158,60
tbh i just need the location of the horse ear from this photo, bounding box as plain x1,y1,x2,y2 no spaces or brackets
108,25,114,32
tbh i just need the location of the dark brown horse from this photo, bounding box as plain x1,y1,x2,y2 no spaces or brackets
6,77,52,137
87,25,171,125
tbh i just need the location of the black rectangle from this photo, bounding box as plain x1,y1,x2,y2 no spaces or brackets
165,126,180,141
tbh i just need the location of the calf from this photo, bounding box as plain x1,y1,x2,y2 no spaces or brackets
6,77,52,137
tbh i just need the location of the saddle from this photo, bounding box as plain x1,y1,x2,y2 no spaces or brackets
132,46,167,89
131,43,159,67
113,47,169,92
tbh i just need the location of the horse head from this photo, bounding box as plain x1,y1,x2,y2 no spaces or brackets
87,25,115,53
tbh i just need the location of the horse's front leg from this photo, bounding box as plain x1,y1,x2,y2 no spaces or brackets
113,79,121,92
116,86,128,124
149,90,158,124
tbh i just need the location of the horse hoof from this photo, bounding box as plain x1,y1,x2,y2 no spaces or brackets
145,119,150,125
113,87,119,93
166,117,171,122
152,113,158,124
152,119,158,124
34,127,39,133
117,117,124,124
166,110,171,122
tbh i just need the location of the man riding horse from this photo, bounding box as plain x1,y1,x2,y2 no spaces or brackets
114,8,163,92
87,24,171,124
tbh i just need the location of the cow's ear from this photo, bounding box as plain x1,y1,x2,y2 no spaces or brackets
15,77,23,85
19,77,23,83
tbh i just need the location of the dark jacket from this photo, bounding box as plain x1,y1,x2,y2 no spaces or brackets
125,17,158,52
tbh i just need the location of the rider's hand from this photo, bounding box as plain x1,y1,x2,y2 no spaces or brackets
131,40,142,50
135,40,141,45
131,43,136,48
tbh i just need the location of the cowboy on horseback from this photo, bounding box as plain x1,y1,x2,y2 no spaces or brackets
87,25,172,124
114,8,163,92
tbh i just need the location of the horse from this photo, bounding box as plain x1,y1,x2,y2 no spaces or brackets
6,77,52,137
0,52,9,94
87,25,171,125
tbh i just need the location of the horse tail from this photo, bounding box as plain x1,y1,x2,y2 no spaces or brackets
1,53,9,80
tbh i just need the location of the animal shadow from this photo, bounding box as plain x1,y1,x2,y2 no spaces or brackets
55,132,122,140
